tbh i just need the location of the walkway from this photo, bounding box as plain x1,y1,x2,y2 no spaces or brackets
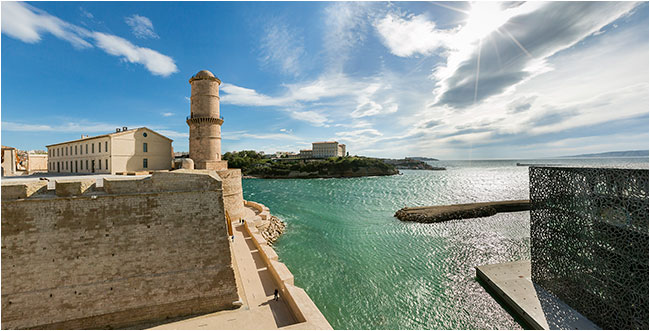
150,206,296,330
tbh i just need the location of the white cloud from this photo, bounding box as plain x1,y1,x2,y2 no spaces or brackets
289,111,328,127
432,2,639,108
259,20,304,76
79,7,94,19
1,1,92,48
220,83,292,107
153,129,187,139
92,32,178,76
2,121,124,133
125,14,159,39
1,2,177,77
375,13,453,57
221,130,301,141
161,112,174,117
323,2,372,70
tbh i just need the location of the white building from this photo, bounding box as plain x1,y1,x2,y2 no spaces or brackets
46,127,173,174
311,141,346,158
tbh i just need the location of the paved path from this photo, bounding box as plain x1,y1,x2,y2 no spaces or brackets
150,207,296,330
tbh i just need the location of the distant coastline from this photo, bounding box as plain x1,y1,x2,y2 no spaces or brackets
382,158,445,170
224,151,398,179
561,150,648,158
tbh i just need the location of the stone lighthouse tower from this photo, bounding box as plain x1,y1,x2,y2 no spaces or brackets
187,70,228,170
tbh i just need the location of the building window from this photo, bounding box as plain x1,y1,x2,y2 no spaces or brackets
98,142,101,153
143,132,148,137
86,160,89,170
105,159,108,170
74,145,77,155
92,143,94,154
143,142,148,153
98,159,101,170
86,144,88,154
143,158,148,169
105,141,108,152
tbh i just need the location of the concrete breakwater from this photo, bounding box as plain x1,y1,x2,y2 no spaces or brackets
395,200,530,223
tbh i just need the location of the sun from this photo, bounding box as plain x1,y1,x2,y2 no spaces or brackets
462,2,511,41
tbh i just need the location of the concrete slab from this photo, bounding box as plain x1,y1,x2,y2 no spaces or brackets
475,261,600,330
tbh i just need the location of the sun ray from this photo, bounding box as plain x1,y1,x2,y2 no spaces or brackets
431,1,469,15
474,37,482,104
500,27,533,58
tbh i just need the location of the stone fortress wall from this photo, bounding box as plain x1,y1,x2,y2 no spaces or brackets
1,171,239,329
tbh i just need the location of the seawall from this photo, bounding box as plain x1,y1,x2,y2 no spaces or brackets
1,171,239,329
242,200,332,330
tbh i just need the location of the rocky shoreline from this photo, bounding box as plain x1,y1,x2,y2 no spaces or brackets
382,158,445,170
260,215,286,244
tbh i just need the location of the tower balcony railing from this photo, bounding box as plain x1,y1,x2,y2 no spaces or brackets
186,115,224,121
186,115,224,126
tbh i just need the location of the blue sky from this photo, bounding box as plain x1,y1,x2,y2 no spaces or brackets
2,1,648,159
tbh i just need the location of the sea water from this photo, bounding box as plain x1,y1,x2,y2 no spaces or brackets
242,158,648,329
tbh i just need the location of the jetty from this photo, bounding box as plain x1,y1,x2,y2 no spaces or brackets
394,200,530,223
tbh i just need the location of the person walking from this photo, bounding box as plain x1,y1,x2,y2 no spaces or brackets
274,289,279,301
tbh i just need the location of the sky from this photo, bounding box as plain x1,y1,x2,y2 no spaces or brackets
1,1,648,159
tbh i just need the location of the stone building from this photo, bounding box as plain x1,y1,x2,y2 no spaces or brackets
299,149,313,159
311,141,346,158
26,153,48,174
46,127,172,174
1,145,17,176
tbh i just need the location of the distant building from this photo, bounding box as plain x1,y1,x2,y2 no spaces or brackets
26,153,48,174
274,151,298,159
1,145,17,176
46,127,172,174
299,149,313,159
311,141,346,158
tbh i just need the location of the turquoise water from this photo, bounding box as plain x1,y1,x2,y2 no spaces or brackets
242,158,648,330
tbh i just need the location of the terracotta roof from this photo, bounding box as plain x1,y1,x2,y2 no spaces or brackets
312,141,338,144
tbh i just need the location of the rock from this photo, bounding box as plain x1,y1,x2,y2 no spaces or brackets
260,216,286,244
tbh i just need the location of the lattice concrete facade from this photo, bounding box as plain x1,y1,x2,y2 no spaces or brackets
530,166,649,329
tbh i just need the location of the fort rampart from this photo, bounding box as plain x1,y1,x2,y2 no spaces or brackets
1,171,239,329
242,207,332,330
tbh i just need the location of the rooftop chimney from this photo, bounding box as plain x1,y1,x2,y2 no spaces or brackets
122,126,128,131
116,128,121,132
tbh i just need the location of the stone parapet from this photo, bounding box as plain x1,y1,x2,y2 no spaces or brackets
1,180,48,200
243,209,332,330
55,178,96,197
1,171,238,329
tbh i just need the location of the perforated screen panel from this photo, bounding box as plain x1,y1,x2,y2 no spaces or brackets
530,166,648,329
